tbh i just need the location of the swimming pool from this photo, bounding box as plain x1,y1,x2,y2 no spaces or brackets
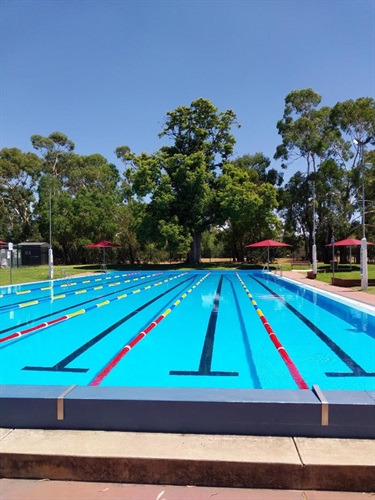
1,270,374,437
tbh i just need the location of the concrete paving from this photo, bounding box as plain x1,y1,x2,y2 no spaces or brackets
0,478,371,500
1,428,374,492
1,272,374,498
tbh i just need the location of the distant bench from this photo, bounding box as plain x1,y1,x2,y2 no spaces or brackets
290,260,311,269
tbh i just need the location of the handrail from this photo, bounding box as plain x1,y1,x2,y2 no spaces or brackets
274,264,282,276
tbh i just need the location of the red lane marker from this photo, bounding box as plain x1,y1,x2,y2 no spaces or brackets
236,273,308,390
0,315,68,343
90,321,160,386
90,272,211,386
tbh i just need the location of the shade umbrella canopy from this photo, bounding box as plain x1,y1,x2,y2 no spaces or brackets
245,239,292,248
326,238,374,270
0,241,7,245
92,240,121,248
245,239,292,270
326,238,374,247
84,240,120,266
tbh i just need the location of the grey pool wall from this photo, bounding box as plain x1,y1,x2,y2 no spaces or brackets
1,385,374,438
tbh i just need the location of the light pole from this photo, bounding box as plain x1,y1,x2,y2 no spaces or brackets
312,182,317,276
353,137,373,290
48,182,54,280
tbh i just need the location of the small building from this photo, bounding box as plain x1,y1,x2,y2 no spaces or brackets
18,242,49,266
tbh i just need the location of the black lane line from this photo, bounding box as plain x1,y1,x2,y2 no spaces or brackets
170,274,239,377
22,275,196,373
0,272,163,312
0,275,170,336
251,275,374,378
224,275,261,387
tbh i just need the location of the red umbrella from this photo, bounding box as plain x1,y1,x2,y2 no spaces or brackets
84,240,120,266
0,241,7,245
326,238,374,269
326,238,374,247
245,239,292,270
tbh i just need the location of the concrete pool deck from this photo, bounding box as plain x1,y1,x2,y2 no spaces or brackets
282,270,375,308
1,272,374,496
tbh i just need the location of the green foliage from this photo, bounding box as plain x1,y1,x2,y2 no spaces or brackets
0,148,43,241
217,156,280,261
159,98,239,166
31,131,75,178
330,97,375,148
117,99,240,264
275,89,374,264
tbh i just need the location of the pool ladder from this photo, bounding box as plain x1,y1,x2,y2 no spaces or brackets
61,268,73,285
273,264,283,276
262,264,282,276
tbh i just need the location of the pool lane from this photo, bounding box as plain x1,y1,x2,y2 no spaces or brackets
236,272,308,389
0,272,185,335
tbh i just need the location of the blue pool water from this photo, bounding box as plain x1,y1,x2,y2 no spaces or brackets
0,270,374,391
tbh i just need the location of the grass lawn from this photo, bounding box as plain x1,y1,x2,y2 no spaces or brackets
313,267,375,295
0,264,101,287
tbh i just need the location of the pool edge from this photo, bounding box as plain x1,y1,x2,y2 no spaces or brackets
1,385,374,438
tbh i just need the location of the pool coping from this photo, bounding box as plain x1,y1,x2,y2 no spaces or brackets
1,384,374,438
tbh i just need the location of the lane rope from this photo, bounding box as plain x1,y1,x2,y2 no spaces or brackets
236,272,308,390
0,271,145,300
90,272,211,386
0,272,188,345
0,272,165,312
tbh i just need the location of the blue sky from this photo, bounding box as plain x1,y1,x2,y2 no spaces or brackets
1,0,374,182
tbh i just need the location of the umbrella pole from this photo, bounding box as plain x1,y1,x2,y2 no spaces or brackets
350,246,352,271
267,247,270,271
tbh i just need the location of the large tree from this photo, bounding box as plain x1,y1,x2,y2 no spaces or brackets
330,97,375,246
275,89,353,259
116,98,239,263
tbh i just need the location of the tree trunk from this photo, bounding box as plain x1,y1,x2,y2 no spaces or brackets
186,232,202,264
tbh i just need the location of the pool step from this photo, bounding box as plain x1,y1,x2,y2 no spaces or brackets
1,428,374,492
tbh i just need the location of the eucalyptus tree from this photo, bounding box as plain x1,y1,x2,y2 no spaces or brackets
33,133,122,263
330,97,375,159
116,98,239,264
274,89,353,260
330,97,375,245
0,148,42,242
278,172,310,258
31,131,75,179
